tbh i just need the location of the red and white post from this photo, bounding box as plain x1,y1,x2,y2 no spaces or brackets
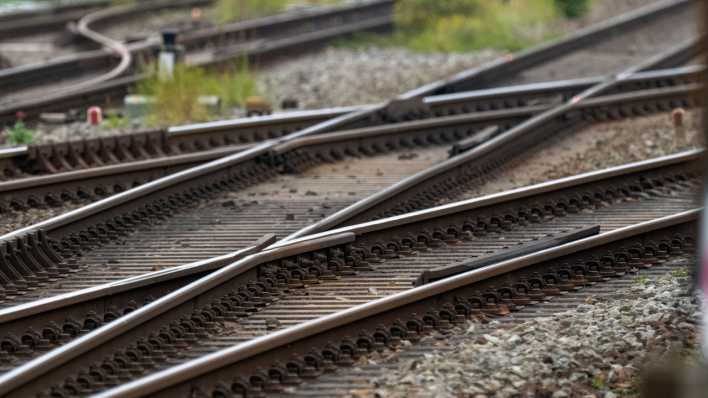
87,106,103,125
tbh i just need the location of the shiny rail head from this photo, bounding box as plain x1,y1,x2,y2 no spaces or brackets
167,106,360,136
0,145,28,159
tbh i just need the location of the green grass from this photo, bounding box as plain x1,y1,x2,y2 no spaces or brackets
102,112,129,129
5,120,35,146
340,0,591,53
135,60,259,126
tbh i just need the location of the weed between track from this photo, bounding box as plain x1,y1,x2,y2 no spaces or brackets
135,60,259,126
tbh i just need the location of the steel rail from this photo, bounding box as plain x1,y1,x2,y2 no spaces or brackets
275,0,696,144
69,0,214,92
167,106,359,136
0,102,698,365
414,225,602,285
424,64,703,111
0,45,698,320
283,38,702,240
0,106,357,161
97,208,701,398
0,0,696,358
0,16,394,124
0,148,700,397
38,3,131,104
0,0,391,85
0,141,275,242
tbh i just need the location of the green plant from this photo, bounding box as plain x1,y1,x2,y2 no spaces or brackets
342,0,561,53
341,0,598,53
136,60,259,126
554,0,590,18
592,375,606,390
102,113,129,129
5,120,35,146
204,58,259,108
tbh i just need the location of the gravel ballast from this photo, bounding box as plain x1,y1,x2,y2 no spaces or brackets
369,267,704,398
259,47,501,109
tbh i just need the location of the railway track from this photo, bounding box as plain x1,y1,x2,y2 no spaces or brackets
0,149,700,396
0,0,395,123
0,65,700,219
105,210,698,398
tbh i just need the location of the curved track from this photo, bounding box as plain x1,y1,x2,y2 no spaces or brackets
0,0,395,123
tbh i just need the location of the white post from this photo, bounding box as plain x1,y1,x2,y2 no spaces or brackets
158,30,178,82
